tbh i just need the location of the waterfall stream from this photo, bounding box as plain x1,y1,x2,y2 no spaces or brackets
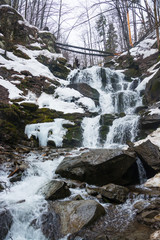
69,66,142,148
0,66,145,240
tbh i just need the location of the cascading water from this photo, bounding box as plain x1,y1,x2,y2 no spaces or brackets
69,66,142,148
0,66,145,240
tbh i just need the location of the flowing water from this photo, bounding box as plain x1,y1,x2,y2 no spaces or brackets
69,67,142,148
0,66,145,240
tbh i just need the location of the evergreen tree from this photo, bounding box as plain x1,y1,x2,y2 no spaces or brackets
106,23,118,53
96,13,107,51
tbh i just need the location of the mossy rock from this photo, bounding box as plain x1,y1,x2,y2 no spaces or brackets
124,68,141,78
43,85,56,94
0,120,20,144
0,104,21,123
49,60,70,80
63,125,83,148
57,57,67,65
38,31,56,53
13,48,30,59
36,55,50,66
20,103,39,112
99,114,116,144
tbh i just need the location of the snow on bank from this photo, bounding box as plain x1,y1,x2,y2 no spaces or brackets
144,173,160,188
149,107,160,115
134,128,160,149
136,61,159,92
0,44,63,80
25,118,74,147
0,77,23,99
121,37,158,60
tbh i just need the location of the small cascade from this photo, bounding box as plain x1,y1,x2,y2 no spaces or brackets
104,115,140,148
69,67,142,148
81,115,100,148
136,157,147,185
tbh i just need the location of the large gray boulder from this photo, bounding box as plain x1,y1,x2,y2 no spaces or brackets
0,209,13,240
56,149,138,186
41,200,105,239
40,180,71,200
134,140,160,171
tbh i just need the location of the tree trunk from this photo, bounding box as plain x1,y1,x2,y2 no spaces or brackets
154,0,160,50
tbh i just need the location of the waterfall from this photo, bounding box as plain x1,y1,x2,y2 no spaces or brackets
81,115,101,148
104,115,140,149
69,67,142,148
136,157,147,185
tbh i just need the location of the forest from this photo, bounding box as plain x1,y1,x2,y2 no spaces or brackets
3,0,160,66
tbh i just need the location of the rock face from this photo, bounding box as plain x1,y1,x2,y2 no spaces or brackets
56,149,138,186
0,209,13,240
140,114,160,130
134,140,160,171
68,83,100,106
41,200,105,239
40,180,71,200
145,68,160,104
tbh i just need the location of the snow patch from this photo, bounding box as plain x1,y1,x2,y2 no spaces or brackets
149,107,160,115
0,78,23,99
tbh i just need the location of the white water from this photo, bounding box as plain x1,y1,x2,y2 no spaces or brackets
0,66,144,240
69,67,142,148
136,157,147,185
81,115,100,148
0,151,65,240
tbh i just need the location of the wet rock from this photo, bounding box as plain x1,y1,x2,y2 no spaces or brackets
136,199,160,229
56,149,138,186
140,113,160,130
41,200,105,239
98,183,129,204
40,180,71,200
0,183,4,191
134,140,160,171
9,173,22,182
145,68,160,104
0,209,13,240
99,114,116,144
68,83,100,106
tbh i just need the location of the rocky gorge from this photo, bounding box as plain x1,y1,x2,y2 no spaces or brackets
0,4,160,240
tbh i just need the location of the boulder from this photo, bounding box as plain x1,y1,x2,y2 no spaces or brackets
0,209,13,240
134,140,160,171
56,149,139,186
140,114,160,130
40,180,71,200
145,68,160,104
97,183,129,204
68,83,100,106
0,5,38,48
41,200,105,239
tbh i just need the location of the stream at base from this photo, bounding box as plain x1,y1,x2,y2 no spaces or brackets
0,66,151,240
0,148,152,240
